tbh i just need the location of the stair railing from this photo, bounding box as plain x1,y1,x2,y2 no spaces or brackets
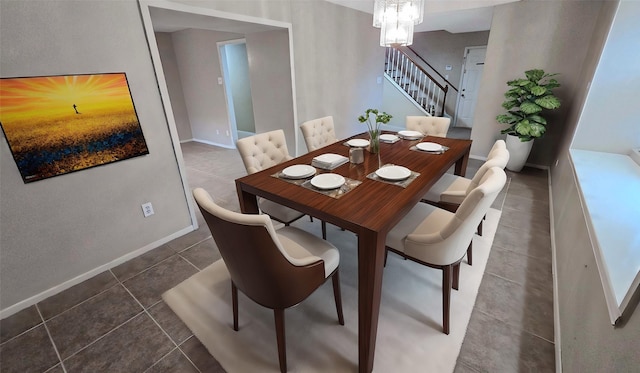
384,47,449,117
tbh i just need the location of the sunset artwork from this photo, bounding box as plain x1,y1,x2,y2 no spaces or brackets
0,73,149,183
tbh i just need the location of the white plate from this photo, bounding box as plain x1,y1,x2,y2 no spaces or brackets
282,164,316,179
347,139,370,147
380,134,399,142
416,142,443,152
375,165,411,181
310,173,346,190
397,130,423,139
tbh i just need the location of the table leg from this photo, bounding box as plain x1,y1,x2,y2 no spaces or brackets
358,229,386,373
454,150,470,177
236,183,259,214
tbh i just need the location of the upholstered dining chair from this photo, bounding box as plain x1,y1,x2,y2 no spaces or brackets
421,140,509,265
193,188,344,373
385,167,507,334
236,130,307,228
406,116,451,138
300,116,337,152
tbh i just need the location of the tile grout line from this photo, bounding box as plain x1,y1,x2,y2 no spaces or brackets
112,268,204,373
35,304,68,373
476,308,555,345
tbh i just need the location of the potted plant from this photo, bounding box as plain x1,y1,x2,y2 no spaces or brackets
358,108,392,154
496,69,561,171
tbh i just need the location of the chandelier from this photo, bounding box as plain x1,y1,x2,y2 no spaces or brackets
373,0,424,47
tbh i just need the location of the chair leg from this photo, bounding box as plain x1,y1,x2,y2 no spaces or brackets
453,263,460,291
466,241,473,266
274,309,287,373
231,281,239,331
332,271,345,325
384,249,388,267
321,220,327,240
477,218,483,236
442,265,452,335
309,216,314,222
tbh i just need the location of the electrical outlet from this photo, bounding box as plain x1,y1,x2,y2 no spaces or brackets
226,130,229,136
141,202,154,217
216,129,220,135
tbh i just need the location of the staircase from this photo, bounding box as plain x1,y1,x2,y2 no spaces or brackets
384,47,450,117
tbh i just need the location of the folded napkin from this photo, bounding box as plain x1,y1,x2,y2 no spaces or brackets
312,153,349,170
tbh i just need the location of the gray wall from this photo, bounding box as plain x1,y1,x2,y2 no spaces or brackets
171,29,243,147
410,30,490,117
0,1,192,309
551,1,640,370
1,0,384,313
381,77,426,129
471,0,603,164
155,32,193,141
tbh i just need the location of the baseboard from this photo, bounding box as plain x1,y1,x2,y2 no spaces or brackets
547,168,563,372
192,138,235,149
0,225,195,320
180,138,194,144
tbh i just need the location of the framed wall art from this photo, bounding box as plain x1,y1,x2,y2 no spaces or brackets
0,72,149,183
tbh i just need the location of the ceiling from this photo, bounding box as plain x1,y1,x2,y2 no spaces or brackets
326,0,521,33
149,0,520,35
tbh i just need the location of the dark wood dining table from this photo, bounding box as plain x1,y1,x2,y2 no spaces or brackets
235,132,472,372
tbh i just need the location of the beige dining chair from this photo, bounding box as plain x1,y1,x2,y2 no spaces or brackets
236,130,306,227
421,140,509,264
300,116,337,151
385,167,507,334
193,188,344,373
406,116,451,138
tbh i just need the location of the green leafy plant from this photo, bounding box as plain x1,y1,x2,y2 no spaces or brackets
358,108,392,135
497,69,561,142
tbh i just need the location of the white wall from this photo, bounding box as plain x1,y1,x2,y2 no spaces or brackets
381,77,426,130
155,32,193,141
571,1,640,154
471,0,603,164
0,1,192,311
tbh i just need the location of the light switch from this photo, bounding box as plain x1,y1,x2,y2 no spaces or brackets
217,77,223,85
445,65,452,71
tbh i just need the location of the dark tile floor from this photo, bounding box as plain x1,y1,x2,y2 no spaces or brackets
0,142,555,372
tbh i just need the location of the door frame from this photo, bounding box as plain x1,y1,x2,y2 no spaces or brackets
138,0,299,230
453,45,486,128
217,38,249,145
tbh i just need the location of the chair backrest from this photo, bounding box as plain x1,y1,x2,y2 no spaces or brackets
406,167,507,264
488,139,506,159
463,146,510,195
236,129,293,174
192,188,325,308
406,116,451,138
300,116,337,151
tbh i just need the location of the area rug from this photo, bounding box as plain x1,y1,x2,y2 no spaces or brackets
163,208,501,372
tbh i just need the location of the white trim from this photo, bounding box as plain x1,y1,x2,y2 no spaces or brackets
138,1,199,231
191,138,235,149
383,74,430,116
548,167,562,373
217,38,246,146
0,226,195,319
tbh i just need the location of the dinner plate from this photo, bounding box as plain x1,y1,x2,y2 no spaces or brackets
347,139,370,147
397,130,424,140
310,173,346,190
416,142,443,152
375,165,412,181
282,164,316,179
379,134,399,142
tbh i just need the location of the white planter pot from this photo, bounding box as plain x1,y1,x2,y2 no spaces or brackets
505,134,534,172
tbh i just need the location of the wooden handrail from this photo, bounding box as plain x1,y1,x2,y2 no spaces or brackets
406,46,459,93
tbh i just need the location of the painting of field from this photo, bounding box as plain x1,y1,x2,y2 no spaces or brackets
0,73,149,183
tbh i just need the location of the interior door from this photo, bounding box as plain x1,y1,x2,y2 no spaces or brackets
454,46,486,128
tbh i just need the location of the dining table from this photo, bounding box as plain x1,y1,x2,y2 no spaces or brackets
235,131,472,372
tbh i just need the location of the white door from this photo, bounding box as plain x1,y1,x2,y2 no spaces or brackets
454,46,486,128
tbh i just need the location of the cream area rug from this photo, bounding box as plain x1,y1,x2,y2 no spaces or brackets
163,208,501,373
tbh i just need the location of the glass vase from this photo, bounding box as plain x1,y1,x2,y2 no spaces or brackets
369,130,380,154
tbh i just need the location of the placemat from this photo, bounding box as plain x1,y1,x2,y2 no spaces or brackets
366,164,420,188
272,172,361,199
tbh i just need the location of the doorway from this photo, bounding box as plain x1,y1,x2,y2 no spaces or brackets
218,39,256,144
454,46,486,128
